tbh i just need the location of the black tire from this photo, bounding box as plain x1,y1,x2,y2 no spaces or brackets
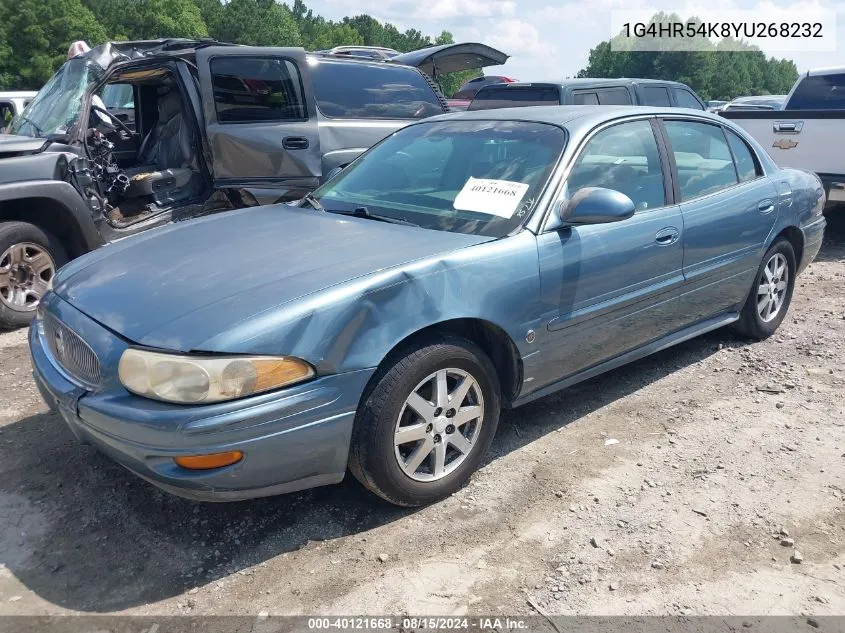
0,221,68,329
349,334,501,507
733,238,796,339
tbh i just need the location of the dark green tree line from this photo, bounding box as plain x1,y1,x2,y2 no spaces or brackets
0,0,479,95
578,12,798,100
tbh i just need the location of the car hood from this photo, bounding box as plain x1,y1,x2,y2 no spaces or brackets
0,134,48,157
53,205,492,351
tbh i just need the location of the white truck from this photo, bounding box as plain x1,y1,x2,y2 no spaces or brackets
720,66,845,209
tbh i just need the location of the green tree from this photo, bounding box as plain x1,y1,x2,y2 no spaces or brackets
0,0,109,89
212,0,301,47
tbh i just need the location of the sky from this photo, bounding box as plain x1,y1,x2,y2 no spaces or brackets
308,0,845,81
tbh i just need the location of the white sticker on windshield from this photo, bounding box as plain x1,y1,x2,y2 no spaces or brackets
453,177,530,219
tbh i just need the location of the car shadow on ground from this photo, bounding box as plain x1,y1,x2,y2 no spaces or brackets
0,329,743,612
0,218,842,613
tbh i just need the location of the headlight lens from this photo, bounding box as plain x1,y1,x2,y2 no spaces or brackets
118,349,315,404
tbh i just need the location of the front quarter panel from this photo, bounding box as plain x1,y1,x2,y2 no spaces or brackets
196,231,542,379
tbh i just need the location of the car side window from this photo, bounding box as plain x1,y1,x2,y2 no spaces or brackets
674,88,704,110
567,120,665,211
725,129,761,182
210,56,307,123
595,87,632,105
642,86,671,106
572,91,598,105
312,62,443,119
664,120,738,201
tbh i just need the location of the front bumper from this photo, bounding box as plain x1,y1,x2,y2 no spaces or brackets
29,293,374,502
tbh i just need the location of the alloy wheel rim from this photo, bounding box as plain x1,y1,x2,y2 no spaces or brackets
0,242,55,312
393,368,485,482
757,252,788,323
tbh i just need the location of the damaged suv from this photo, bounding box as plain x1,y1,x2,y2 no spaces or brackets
0,38,507,328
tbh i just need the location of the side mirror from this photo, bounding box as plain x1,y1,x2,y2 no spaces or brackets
326,166,344,181
558,187,636,225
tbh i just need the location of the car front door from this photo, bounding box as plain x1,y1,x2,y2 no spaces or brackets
196,47,321,202
531,118,686,391
660,118,779,323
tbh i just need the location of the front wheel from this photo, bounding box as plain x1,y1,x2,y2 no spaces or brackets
349,335,501,507
733,239,796,339
0,222,67,329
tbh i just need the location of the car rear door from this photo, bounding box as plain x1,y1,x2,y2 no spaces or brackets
196,46,321,200
659,117,779,322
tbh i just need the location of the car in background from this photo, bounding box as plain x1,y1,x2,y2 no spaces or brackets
706,99,728,112
0,39,506,328
0,91,37,131
721,95,786,111
721,66,845,209
30,105,825,507
447,75,516,110
467,78,706,111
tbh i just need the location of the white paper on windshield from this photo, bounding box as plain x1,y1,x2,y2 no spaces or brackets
453,177,530,219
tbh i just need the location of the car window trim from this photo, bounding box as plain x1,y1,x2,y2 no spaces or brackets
538,114,672,234
208,54,310,125
658,116,770,204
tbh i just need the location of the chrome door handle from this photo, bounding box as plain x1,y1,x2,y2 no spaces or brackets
655,227,680,245
758,200,776,214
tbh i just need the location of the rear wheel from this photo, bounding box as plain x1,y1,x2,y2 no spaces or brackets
733,239,796,339
349,334,500,507
0,222,67,329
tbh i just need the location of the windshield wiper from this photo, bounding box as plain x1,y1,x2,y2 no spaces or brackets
300,192,325,212
329,206,419,227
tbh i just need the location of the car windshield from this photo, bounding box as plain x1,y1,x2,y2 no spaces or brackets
8,58,102,138
312,120,566,237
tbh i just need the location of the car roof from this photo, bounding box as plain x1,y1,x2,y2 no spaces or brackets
427,104,720,129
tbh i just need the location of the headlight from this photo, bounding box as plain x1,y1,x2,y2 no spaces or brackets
118,349,315,404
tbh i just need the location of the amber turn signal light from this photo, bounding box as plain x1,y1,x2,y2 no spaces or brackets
174,451,243,470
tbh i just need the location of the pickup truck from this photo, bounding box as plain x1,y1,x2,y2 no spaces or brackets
0,38,507,328
720,67,845,209
467,78,706,111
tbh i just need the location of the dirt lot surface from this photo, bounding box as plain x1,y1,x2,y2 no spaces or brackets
0,216,843,618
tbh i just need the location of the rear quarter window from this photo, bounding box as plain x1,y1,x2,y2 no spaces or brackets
674,88,704,109
313,62,444,119
468,86,560,110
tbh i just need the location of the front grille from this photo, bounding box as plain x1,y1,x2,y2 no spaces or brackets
43,315,101,388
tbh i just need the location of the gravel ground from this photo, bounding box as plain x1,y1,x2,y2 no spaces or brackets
0,215,843,617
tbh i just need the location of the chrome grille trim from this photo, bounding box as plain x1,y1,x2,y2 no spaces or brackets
42,314,101,388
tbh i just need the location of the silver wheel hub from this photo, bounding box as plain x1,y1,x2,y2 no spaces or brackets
0,242,56,312
756,252,788,323
393,368,484,482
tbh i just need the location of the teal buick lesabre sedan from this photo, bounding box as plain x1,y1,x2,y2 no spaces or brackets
30,106,826,506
